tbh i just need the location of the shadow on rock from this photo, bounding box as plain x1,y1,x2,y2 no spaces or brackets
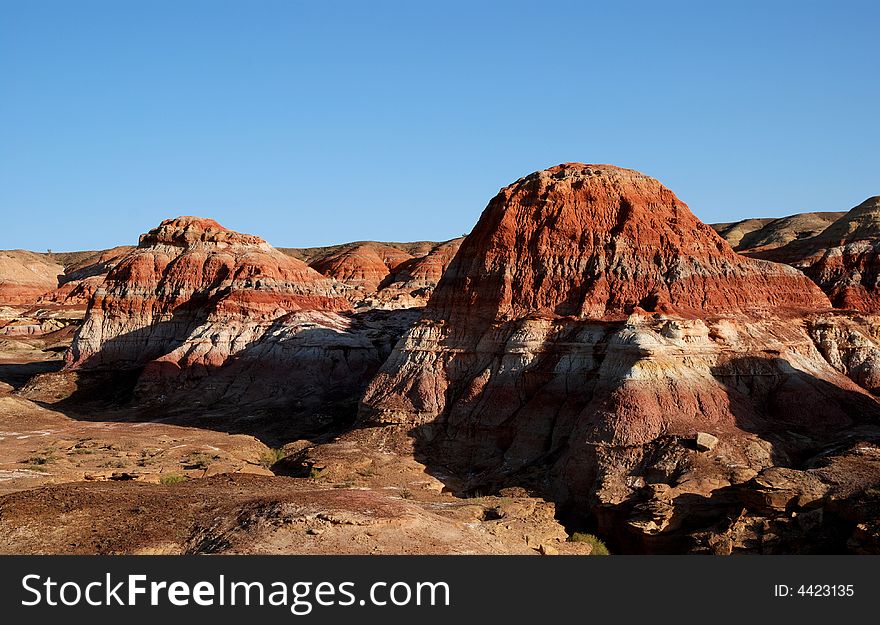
19,310,415,447
404,345,880,553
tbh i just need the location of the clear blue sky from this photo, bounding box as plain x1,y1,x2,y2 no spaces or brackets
1,0,878,251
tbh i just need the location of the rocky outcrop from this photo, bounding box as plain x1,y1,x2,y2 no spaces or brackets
304,238,465,309
806,313,880,394
67,217,351,368
36,246,135,310
687,439,880,554
63,217,410,422
57,246,134,284
0,248,134,338
428,165,828,323
308,242,413,294
712,212,844,253
354,163,880,553
751,198,880,312
37,275,106,309
0,251,62,306
367,238,464,309
710,218,775,250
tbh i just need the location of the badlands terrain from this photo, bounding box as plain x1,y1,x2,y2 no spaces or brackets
1,163,879,554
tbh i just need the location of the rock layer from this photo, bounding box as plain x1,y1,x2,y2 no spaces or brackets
712,212,844,253
355,163,880,553
752,198,880,311
429,164,828,323
67,216,350,368
0,251,62,306
309,242,413,294
305,238,465,309
63,217,408,423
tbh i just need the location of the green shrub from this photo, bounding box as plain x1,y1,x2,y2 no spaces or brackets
569,532,611,555
259,447,286,468
160,474,188,485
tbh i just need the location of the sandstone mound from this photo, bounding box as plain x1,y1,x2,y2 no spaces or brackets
309,242,413,293
303,238,465,309
430,164,828,322
710,218,775,250
67,216,350,368
354,163,880,553
366,238,465,309
712,212,844,253
60,217,409,427
755,197,880,311
0,250,62,306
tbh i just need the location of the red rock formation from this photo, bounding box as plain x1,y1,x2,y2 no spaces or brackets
369,238,465,309
59,246,134,284
355,163,879,553
36,247,131,309
305,239,465,309
61,217,417,431
37,275,105,308
753,197,880,311
67,216,351,368
309,243,413,293
0,251,62,306
431,164,828,323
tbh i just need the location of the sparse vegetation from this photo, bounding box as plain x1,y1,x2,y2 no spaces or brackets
137,448,161,466
182,452,214,471
25,454,56,466
160,474,188,485
399,488,413,499
259,447,286,468
356,466,376,478
308,466,324,479
569,532,610,555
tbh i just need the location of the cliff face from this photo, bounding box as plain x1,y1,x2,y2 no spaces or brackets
354,164,880,553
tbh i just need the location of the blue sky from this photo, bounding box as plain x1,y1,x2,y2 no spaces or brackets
1,0,878,251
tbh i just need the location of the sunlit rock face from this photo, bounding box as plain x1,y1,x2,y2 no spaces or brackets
357,164,880,553
64,217,409,420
